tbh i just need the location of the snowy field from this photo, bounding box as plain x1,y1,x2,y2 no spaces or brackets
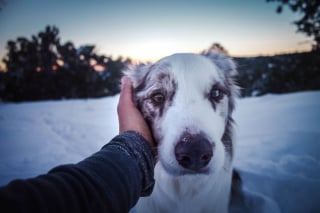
0,91,319,212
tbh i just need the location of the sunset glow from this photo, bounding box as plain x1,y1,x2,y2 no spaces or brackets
0,0,312,67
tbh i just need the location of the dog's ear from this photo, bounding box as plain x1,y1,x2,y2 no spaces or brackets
123,63,153,90
204,52,240,99
203,52,237,78
123,63,154,110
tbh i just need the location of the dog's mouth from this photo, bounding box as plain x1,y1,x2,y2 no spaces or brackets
179,168,211,175
161,159,211,176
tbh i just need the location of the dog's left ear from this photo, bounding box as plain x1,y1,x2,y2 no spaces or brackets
203,52,237,78
204,52,240,99
123,63,153,90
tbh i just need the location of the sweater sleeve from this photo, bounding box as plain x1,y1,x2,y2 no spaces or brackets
0,131,156,213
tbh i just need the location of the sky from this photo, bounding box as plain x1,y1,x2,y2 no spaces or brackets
0,0,312,65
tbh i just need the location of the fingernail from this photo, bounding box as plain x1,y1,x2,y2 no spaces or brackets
121,76,128,89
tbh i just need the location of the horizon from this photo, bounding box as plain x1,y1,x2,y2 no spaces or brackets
0,0,313,68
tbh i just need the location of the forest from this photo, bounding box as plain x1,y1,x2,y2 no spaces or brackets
0,26,128,102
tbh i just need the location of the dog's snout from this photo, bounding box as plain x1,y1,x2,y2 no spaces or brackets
175,133,214,171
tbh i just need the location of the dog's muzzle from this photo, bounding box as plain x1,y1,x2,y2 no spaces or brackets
174,132,214,172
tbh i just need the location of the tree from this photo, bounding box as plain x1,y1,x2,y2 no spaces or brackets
1,26,127,102
267,0,320,51
0,0,6,11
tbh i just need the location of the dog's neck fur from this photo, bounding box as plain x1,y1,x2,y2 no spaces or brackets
134,162,233,213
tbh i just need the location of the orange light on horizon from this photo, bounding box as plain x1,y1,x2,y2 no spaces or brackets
93,64,105,72
107,34,313,62
90,58,97,66
52,65,58,71
56,59,64,67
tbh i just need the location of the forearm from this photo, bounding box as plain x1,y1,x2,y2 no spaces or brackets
0,131,155,213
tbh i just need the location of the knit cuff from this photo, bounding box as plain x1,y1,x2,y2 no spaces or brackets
104,131,156,196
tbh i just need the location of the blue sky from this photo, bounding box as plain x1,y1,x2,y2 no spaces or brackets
0,0,311,64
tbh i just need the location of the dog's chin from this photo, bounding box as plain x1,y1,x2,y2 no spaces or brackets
160,160,211,176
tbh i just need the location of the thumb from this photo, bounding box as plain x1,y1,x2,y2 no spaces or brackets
119,76,135,109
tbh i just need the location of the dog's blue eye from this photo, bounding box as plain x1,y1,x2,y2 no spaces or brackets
212,89,220,98
210,88,223,101
151,93,165,105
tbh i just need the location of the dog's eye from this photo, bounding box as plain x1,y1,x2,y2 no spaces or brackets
210,88,223,102
151,93,165,105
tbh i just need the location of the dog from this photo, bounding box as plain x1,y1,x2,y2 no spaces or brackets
125,52,239,213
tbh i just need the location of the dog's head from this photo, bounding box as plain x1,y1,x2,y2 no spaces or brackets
125,52,239,176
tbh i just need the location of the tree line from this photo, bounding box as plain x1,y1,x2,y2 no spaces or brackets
235,52,320,97
202,43,320,97
235,0,320,97
0,26,128,102
0,26,319,102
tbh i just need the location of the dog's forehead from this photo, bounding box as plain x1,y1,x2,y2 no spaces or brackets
156,53,223,84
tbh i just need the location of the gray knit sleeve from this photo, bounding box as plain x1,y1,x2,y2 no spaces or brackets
103,131,156,196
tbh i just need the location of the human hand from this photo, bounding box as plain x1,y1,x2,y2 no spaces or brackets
117,76,154,147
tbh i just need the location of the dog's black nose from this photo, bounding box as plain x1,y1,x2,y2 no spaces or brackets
175,132,214,171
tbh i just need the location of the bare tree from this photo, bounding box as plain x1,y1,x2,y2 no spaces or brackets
267,0,320,51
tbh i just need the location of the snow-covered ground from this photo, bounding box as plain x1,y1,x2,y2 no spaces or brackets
233,91,320,213
0,91,319,212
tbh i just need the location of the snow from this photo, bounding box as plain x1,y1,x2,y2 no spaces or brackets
1,91,320,212
233,91,320,212
0,96,119,184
